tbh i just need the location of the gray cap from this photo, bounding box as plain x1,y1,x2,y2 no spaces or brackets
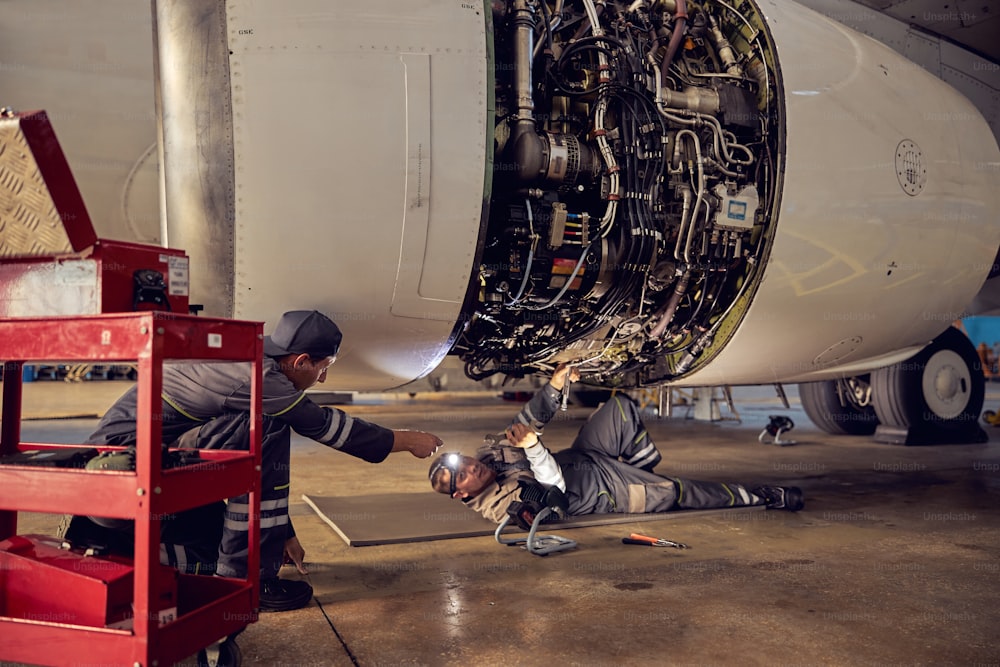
263,310,342,359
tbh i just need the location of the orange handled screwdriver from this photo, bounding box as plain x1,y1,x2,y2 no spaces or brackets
623,532,690,549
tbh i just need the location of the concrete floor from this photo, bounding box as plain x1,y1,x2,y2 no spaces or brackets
5,381,1000,666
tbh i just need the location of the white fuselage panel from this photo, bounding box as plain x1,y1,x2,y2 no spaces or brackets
224,1,489,389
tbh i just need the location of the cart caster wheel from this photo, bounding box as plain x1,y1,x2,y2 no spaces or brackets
197,637,242,667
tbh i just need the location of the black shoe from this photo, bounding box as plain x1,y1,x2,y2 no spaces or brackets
197,636,242,667
56,514,135,554
259,577,313,612
754,486,805,512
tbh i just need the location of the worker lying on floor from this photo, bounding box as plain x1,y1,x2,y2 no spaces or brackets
428,364,803,526
60,310,443,612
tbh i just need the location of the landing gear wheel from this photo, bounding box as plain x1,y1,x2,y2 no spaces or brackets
799,377,878,435
871,326,987,444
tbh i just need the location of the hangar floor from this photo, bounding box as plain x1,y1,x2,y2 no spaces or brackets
7,381,1000,666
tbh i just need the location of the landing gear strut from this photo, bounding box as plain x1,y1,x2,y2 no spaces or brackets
799,375,879,436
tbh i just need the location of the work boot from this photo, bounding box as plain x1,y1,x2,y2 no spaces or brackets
55,514,135,555
197,635,242,667
753,485,805,512
259,577,313,612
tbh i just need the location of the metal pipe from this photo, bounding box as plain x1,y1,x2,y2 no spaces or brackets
707,11,742,77
660,0,688,88
512,0,537,130
650,269,690,338
673,185,693,260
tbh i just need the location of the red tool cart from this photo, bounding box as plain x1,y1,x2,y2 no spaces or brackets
0,312,263,666
0,110,262,663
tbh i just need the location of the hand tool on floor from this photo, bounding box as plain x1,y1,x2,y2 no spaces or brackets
622,532,690,549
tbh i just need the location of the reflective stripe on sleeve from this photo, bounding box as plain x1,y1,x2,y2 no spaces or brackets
227,498,288,514
327,414,354,449
224,514,289,531
626,441,657,467
737,486,752,505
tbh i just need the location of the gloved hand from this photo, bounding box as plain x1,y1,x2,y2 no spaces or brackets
506,479,544,530
506,480,566,530
542,485,570,519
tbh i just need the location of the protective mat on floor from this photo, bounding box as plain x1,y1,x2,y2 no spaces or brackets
302,492,762,546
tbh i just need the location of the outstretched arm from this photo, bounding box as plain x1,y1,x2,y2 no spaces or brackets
508,363,582,432
390,429,443,458
506,423,566,492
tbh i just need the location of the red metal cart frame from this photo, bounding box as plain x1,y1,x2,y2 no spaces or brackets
0,312,262,666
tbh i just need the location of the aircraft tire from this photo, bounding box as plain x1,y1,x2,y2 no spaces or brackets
871,326,985,440
799,378,879,435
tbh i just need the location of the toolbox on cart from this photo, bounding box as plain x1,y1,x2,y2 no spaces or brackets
0,109,189,316
0,534,178,629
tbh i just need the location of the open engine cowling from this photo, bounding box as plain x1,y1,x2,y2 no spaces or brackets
454,0,1000,388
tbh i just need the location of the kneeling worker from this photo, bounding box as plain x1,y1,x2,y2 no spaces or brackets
63,310,443,612
429,364,803,525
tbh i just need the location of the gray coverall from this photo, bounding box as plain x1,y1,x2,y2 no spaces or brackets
85,358,394,578
466,383,767,523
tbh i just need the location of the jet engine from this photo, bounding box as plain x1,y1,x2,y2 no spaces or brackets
457,0,780,385
452,0,1000,391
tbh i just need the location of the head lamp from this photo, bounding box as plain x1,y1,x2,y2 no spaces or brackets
429,452,463,495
